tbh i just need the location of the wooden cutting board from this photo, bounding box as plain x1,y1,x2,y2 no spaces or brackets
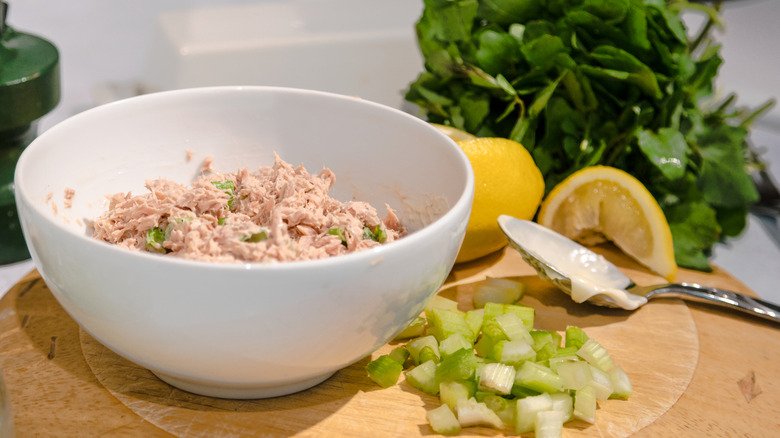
0,245,778,437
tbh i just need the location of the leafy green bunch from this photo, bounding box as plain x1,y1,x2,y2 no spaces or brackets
405,0,772,271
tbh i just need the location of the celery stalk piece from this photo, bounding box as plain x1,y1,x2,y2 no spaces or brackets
406,360,439,395
419,346,440,364
426,404,461,435
511,384,541,399
478,362,516,395
587,364,614,400
482,394,516,427
392,316,426,341
573,385,597,424
436,348,479,382
388,346,410,366
495,312,534,344
210,180,235,209
608,365,633,399
365,355,403,388
475,318,509,358
514,361,564,394
515,393,553,434
438,333,473,357
531,330,562,351
456,397,504,429
535,410,565,438
565,326,590,350
534,342,557,364
482,302,535,330
556,361,593,391
408,335,440,365
472,277,526,308
428,307,476,343
488,339,536,365
549,392,574,422
577,338,616,372
548,355,580,373
464,309,484,336
439,380,476,411
145,227,168,253
425,295,460,313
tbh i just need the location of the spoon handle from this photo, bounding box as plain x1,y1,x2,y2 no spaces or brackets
645,283,780,323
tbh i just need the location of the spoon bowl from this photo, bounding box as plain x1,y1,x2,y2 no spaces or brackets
498,215,780,323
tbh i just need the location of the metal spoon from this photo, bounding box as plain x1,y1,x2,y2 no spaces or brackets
497,215,780,323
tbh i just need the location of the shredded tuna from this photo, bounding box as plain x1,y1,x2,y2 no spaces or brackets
91,154,406,263
64,188,75,208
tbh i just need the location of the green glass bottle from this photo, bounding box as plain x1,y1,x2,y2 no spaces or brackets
0,2,60,264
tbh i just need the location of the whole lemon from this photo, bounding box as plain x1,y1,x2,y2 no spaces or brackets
456,137,545,263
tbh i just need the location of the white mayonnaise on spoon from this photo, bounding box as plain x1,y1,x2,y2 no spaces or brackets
497,215,648,310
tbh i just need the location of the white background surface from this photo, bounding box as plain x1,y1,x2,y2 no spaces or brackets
2,0,779,304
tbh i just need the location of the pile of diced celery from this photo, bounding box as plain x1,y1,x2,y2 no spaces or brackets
365,278,632,437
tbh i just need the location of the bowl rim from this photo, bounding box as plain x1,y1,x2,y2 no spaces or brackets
14,85,475,272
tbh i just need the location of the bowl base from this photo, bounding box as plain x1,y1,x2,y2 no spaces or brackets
151,370,336,400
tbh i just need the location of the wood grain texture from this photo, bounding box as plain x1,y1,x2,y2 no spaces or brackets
0,245,778,437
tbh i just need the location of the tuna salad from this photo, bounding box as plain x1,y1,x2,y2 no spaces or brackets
91,154,406,262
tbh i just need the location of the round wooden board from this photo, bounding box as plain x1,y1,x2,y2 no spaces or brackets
74,246,697,437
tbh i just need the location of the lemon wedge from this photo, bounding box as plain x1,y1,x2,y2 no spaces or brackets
537,165,677,281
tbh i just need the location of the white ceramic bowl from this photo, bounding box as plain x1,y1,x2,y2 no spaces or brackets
14,86,474,399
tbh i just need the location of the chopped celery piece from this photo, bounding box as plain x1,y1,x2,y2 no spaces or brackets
328,227,347,246
515,393,553,434
438,333,473,357
531,330,562,351
392,316,426,341
534,342,556,364
549,392,574,422
472,277,526,308
365,355,403,388
515,361,564,394
548,355,580,373
428,307,476,343
439,380,476,411
464,309,484,336
573,385,597,424
388,346,410,366
478,362,516,395
577,338,616,372
481,394,508,413
474,318,508,358
217,217,227,226
456,397,504,429
588,364,614,401
482,302,535,330
408,335,440,365
436,348,479,382
426,404,461,435
210,180,235,209
556,361,593,391
488,339,535,365
535,410,564,438
419,346,440,364
425,295,459,313
406,360,439,395
553,346,579,357
482,394,516,426
511,384,541,399
362,224,387,243
241,229,268,242
608,365,633,400
495,312,533,344
145,227,169,253
565,326,589,350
